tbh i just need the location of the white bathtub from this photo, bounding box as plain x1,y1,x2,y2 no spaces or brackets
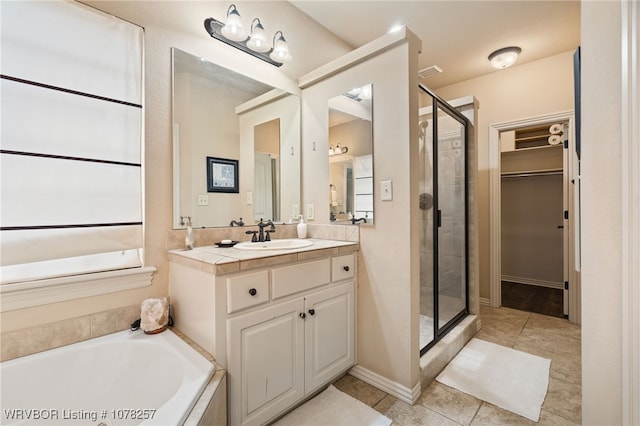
0,329,215,425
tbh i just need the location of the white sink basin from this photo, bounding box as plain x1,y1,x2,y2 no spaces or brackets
234,239,313,251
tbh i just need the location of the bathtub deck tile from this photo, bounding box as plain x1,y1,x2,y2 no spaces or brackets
91,304,140,338
1,316,91,362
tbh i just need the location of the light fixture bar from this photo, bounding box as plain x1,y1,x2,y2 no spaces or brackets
204,18,283,67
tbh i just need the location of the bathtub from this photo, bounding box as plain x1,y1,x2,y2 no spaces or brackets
0,329,215,425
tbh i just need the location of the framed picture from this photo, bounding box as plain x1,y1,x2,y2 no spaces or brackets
206,156,239,193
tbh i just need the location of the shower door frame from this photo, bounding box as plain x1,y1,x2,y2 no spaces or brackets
419,84,470,356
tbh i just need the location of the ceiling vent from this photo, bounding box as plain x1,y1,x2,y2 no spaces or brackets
419,65,443,79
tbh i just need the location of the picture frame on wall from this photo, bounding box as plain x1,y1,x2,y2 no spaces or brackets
206,156,239,193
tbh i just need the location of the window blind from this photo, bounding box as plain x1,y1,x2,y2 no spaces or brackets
0,1,144,284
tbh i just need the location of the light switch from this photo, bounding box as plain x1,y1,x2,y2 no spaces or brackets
198,195,209,206
381,180,393,201
306,204,315,220
246,192,253,205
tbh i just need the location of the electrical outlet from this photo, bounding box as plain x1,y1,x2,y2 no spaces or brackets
246,192,253,205
306,204,315,220
292,204,300,217
198,195,209,206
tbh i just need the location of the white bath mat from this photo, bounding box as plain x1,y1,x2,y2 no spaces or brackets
436,338,550,422
272,385,391,426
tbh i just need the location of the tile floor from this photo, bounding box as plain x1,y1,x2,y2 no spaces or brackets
334,305,581,425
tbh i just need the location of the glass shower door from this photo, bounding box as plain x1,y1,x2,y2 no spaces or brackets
435,105,467,329
419,84,468,355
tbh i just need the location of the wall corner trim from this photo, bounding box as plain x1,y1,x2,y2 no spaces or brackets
348,364,421,404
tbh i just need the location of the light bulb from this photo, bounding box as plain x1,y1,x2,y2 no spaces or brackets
247,18,270,53
270,31,292,63
221,5,247,42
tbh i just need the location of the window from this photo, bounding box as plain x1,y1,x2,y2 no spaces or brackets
0,1,152,310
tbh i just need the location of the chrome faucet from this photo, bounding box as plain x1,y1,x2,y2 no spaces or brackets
257,218,276,242
229,217,244,227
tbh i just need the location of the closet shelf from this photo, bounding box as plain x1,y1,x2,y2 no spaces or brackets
501,168,563,178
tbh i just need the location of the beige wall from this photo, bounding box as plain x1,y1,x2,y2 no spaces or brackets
0,1,350,333
435,51,576,300
580,1,623,423
301,32,422,392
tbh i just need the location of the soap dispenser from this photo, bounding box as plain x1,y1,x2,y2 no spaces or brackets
297,215,307,239
184,216,194,250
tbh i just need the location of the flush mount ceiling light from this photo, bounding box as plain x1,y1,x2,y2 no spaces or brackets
488,46,522,69
204,4,292,67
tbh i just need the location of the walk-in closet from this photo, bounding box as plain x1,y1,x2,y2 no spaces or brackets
500,122,567,318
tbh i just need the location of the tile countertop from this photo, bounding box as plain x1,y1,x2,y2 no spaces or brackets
168,238,359,275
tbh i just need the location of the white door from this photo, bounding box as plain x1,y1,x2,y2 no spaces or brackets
304,282,354,393
227,298,305,426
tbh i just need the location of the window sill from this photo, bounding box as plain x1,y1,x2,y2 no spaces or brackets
0,267,156,312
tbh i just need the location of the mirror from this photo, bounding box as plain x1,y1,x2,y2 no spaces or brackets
172,48,300,228
328,84,374,224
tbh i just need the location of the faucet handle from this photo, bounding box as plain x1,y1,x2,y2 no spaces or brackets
245,230,258,242
265,229,275,241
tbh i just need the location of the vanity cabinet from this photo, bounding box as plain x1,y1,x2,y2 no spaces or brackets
168,246,356,426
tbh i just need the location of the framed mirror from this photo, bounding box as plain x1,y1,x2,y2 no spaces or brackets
328,84,374,224
172,48,300,228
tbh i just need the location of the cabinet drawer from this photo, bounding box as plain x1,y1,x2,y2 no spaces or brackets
227,270,269,313
332,254,355,282
272,258,330,300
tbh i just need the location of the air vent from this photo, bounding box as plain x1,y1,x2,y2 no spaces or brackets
419,65,443,79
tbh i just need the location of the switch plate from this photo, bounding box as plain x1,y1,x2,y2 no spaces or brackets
246,192,253,205
381,180,393,201
306,204,315,220
292,204,300,217
198,195,209,206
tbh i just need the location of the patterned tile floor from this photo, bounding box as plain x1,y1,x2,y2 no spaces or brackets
333,305,581,425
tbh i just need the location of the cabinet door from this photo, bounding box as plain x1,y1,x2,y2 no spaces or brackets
228,298,305,426
304,281,355,393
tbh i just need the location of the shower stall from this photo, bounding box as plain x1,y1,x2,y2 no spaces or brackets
418,84,469,355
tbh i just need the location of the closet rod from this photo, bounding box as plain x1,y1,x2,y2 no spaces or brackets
501,170,563,179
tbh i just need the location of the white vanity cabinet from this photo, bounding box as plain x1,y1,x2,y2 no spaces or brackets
228,255,355,425
168,245,357,426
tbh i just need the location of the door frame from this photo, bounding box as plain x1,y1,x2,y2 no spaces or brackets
488,110,580,323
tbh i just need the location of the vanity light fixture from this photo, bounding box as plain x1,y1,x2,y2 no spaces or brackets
269,31,292,63
329,144,349,156
204,4,292,67
246,18,270,53
488,46,521,69
220,4,246,42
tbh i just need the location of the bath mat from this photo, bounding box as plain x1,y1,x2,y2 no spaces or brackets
436,338,550,422
272,385,391,426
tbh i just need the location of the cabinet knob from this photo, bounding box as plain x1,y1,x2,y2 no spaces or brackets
299,312,306,319
343,265,350,272
248,288,257,296
308,309,315,316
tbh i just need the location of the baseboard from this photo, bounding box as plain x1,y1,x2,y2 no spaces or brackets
501,275,563,289
348,365,421,404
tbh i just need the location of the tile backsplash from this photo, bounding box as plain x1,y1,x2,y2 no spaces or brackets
1,304,140,362
167,223,359,251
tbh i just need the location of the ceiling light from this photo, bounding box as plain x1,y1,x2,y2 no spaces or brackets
488,46,521,69
247,18,270,53
220,4,247,42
